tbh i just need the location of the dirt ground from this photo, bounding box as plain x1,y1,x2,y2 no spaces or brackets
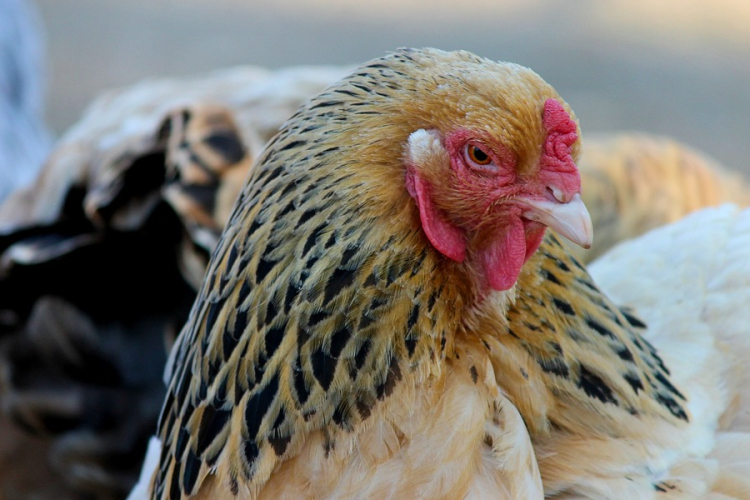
34,0,750,172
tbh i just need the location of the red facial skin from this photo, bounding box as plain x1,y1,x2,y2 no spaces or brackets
406,98,581,292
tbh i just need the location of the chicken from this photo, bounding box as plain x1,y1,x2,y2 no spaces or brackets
126,48,750,500
575,133,750,262
586,204,750,496
123,47,591,500
0,103,251,500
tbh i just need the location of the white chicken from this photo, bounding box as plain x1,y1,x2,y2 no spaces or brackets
587,204,750,498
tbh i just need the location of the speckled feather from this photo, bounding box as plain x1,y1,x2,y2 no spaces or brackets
151,49,695,500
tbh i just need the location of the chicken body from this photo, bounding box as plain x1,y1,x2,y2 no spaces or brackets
145,48,592,500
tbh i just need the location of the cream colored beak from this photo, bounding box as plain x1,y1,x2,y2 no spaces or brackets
521,193,593,249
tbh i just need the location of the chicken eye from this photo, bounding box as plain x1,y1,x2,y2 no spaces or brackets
466,144,492,166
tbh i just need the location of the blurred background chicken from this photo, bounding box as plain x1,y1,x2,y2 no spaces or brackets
575,133,750,262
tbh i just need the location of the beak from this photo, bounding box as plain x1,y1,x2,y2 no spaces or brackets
520,193,593,249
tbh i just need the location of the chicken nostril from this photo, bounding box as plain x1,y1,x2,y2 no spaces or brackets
547,186,567,203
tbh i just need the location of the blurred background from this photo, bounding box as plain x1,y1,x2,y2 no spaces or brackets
1,2,749,499
36,0,750,171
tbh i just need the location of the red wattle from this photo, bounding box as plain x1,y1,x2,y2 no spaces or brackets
406,169,466,262
479,218,527,291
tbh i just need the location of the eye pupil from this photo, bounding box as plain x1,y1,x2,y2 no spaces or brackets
469,145,491,165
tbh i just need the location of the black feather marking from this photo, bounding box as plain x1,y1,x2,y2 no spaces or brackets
247,216,263,237
356,400,372,420
255,257,279,284
470,366,478,384
332,405,346,426
324,232,337,249
656,394,689,421
404,303,420,357
157,391,175,433
205,299,224,337
578,365,617,405
206,358,221,382
621,309,647,328
549,342,563,355
570,256,586,271
329,324,351,359
655,371,686,400
175,365,192,412
242,440,260,472
313,146,340,158
296,208,318,229
309,100,344,110
624,373,644,394
278,182,296,199
427,291,438,311
341,246,358,266
279,140,307,152
544,269,561,285
263,166,284,182
307,311,328,328
225,243,239,273
269,435,291,456
265,300,278,327
334,88,359,97
197,380,208,401
168,462,182,500
358,309,375,329
223,310,245,360
277,201,296,219
182,450,201,496
553,298,575,316
324,267,356,305
244,374,279,439
376,357,402,400
585,318,616,340
175,426,189,458
238,279,252,305
264,324,286,358
304,255,319,274
284,283,299,314
311,346,337,391
576,278,598,291
196,403,231,455
215,377,228,402
354,338,371,371
302,224,325,256
538,357,570,378
616,346,635,362
351,83,371,93
293,363,310,405
407,303,419,330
